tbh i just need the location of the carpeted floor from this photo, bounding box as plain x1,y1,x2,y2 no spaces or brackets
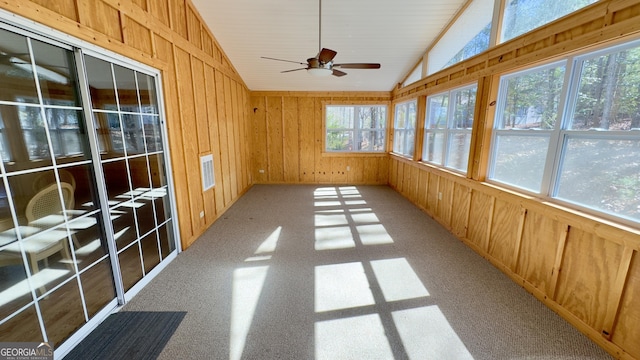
122,185,612,360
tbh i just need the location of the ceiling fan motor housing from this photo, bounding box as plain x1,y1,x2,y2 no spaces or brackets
307,57,332,69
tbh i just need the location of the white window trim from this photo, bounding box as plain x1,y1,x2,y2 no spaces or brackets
392,100,417,158
324,104,388,153
423,83,478,174
487,37,640,226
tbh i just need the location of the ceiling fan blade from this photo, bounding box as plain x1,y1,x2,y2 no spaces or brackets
333,63,381,69
332,69,347,77
318,48,337,63
261,56,306,65
281,68,307,73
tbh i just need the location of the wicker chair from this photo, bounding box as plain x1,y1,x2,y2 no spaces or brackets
32,169,76,193
0,183,75,278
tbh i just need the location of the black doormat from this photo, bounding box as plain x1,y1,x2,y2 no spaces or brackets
64,311,186,360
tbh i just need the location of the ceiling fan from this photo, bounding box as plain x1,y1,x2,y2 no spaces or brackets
261,0,380,77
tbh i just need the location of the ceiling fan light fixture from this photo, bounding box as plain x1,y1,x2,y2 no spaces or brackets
307,67,332,77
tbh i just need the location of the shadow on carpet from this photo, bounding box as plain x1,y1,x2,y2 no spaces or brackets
64,311,186,360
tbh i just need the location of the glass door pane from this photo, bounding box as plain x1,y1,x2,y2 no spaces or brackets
84,54,177,292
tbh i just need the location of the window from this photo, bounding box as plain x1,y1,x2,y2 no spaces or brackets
489,38,640,224
392,100,417,157
554,42,640,223
427,0,495,74
325,105,387,152
403,62,422,87
489,61,566,192
423,84,477,173
500,0,597,43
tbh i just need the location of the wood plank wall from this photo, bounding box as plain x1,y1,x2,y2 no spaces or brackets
0,0,252,248
5,0,640,358
388,1,640,359
250,92,391,185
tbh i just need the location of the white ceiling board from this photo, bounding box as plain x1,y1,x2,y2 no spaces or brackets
191,0,467,91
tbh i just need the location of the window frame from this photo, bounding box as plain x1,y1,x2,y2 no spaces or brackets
487,37,640,226
422,82,478,174
392,100,418,158
322,101,390,154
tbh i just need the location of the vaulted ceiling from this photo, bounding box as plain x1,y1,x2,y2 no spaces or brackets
191,0,467,92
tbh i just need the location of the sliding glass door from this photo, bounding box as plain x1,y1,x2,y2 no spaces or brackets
0,23,178,349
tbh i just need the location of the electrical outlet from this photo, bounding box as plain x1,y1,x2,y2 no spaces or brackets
258,169,265,173
438,192,443,200
346,166,351,171
200,211,205,218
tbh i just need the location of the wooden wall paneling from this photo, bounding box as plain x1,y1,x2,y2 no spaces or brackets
202,31,214,58
549,224,570,301
377,156,388,184
190,56,216,222
298,97,315,182
417,169,429,210
122,16,153,55
426,172,439,214
204,65,224,216
402,162,413,198
266,96,284,182
395,161,405,193
612,251,640,359
437,177,454,227
314,98,330,182
190,57,210,153
224,77,238,195
451,183,471,239
168,0,188,39
231,81,243,192
214,70,231,205
283,97,300,182
79,0,123,41
186,4,202,49
510,207,528,271
409,165,420,203
516,210,562,296
361,157,376,184
389,158,398,188
601,246,634,339
487,199,520,268
131,0,147,11
555,227,624,331
331,157,347,183
482,197,496,254
149,0,170,27
250,96,268,183
347,157,364,184
30,0,78,22
174,48,204,236
240,85,251,190
154,36,192,245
